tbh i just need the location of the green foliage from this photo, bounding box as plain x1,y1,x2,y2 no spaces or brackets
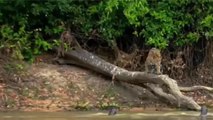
75,101,90,111
200,15,213,39
123,0,149,26
0,25,30,60
34,33,52,54
0,24,52,62
86,0,213,49
0,0,62,61
0,0,212,58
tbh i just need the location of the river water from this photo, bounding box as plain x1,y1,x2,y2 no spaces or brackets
0,111,213,120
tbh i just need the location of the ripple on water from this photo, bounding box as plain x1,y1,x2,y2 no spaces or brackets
0,111,213,120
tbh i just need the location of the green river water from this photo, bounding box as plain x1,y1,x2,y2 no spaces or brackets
0,111,212,120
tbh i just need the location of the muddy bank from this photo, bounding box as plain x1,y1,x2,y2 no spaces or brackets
0,56,212,112
0,59,163,112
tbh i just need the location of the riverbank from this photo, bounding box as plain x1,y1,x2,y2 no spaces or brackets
0,54,212,112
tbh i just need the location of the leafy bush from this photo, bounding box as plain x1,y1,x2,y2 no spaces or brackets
0,24,31,60
0,0,212,60
88,0,212,49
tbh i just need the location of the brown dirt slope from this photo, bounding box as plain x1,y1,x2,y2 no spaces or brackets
0,54,212,112
0,57,159,112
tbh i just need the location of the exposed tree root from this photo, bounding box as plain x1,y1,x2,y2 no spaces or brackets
53,48,213,111
180,86,213,92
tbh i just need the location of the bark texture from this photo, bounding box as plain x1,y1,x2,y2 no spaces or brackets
54,48,213,111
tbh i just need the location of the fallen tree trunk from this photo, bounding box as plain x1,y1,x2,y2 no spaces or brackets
54,48,204,110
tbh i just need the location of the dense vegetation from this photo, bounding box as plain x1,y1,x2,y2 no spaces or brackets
0,0,212,70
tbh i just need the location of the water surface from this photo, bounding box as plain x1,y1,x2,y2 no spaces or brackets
0,111,213,120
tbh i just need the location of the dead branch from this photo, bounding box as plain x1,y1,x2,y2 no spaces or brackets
180,86,213,92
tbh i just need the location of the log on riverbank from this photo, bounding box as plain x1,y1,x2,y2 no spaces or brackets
53,48,213,110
